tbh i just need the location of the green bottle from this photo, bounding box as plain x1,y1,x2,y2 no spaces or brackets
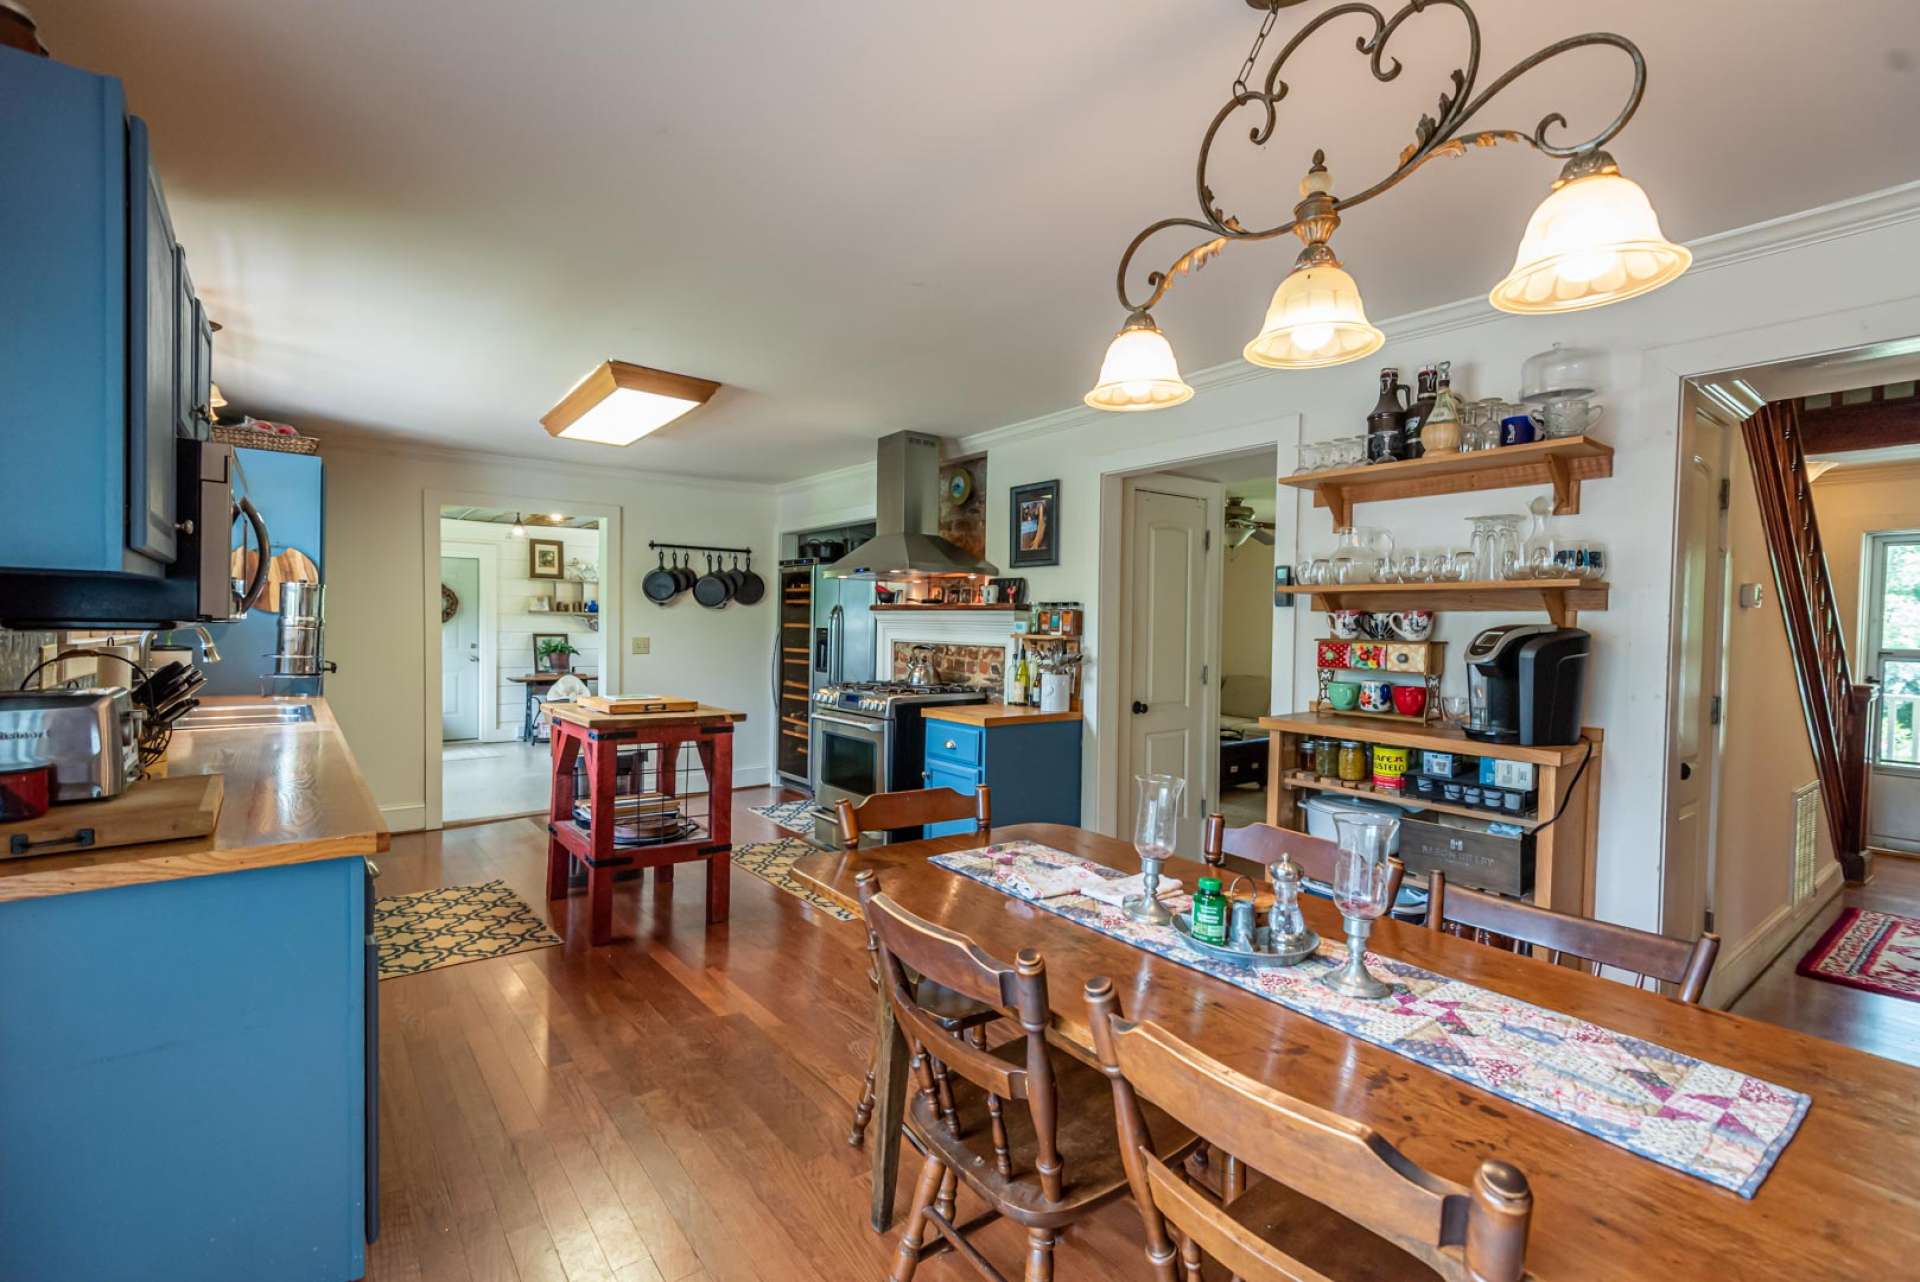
1190,876,1228,945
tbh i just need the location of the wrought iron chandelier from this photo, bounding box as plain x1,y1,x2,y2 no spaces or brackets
1086,0,1691,412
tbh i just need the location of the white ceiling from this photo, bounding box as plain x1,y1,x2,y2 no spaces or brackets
47,0,1920,482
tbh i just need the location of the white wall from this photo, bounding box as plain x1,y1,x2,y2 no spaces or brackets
773,188,1920,934
326,442,776,830
439,517,603,737
1221,537,1276,682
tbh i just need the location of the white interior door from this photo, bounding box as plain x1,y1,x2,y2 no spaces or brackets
1665,396,1730,940
1125,479,1221,851
1864,532,1920,852
441,555,482,741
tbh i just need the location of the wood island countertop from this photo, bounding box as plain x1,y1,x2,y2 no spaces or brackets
0,696,388,904
922,703,1082,727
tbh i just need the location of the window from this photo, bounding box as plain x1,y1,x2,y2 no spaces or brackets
1865,532,1920,768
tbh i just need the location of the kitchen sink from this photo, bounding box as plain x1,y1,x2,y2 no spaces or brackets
175,703,316,730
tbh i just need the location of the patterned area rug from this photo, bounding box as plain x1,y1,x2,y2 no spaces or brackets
1797,908,1920,1001
375,880,562,979
732,837,854,921
750,799,818,839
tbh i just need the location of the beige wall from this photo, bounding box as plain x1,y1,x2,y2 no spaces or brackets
326,441,776,831
1716,433,1835,956
1221,537,1274,681
1810,461,1920,663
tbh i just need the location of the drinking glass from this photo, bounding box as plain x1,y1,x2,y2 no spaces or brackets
1125,773,1185,925
1439,694,1469,726
1324,813,1398,999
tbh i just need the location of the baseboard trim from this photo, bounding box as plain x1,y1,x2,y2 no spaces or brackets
381,802,427,834
1709,862,1845,1008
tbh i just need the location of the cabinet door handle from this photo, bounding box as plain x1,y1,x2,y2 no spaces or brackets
943,739,958,751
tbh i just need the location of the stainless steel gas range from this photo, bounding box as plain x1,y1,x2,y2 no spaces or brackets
809,680,987,843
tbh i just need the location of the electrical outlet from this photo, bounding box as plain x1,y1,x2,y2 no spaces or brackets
630,636,650,655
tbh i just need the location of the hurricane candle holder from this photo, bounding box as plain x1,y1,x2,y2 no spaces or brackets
1124,772,1183,926
1322,812,1399,1000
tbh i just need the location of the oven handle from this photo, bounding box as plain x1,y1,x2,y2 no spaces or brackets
812,709,885,736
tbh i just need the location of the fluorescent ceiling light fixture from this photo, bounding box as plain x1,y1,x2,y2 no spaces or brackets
541,360,720,447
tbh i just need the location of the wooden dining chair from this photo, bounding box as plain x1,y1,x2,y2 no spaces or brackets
837,784,991,848
842,785,997,1149
1426,871,1721,1004
1085,975,1534,1282
857,871,1198,1282
1201,815,1407,914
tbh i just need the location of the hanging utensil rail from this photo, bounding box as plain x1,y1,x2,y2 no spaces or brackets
648,541,754,556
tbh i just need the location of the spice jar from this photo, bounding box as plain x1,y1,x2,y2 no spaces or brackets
1297,738,1318,774
1190,876,1229,945
1337,740,1366,783
1314,738,1339,779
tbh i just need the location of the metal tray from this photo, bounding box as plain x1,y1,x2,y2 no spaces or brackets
1172,912,1321,968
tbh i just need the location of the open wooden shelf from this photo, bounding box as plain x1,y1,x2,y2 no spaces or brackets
1274,578,1607,628
1281,436,1613,527
1259,711,1595,767
1275,769,1543,831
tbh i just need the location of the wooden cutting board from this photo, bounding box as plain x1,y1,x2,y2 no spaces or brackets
576,694,701,714
0,773,224,859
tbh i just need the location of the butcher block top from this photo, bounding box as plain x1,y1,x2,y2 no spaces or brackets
546,702,747,730
0,697,387,904
922,703,1082,728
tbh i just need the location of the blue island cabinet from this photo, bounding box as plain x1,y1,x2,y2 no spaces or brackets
0,857,376,1282
921,713,1083,838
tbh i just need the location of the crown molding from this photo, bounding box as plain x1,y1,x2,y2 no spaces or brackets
319,426,778,495
773,457,875,498
1809,457,1920,488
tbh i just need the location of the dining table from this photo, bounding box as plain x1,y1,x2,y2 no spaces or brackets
793,823,1920,1281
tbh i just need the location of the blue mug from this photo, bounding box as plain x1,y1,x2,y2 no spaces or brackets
1500,415,1537,446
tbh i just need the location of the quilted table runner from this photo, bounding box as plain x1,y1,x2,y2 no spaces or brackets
929,841,1808,1197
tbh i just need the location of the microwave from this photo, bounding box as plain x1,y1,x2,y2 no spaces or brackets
0,440,271,629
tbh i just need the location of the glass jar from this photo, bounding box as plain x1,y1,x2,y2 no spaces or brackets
1337,740,1366,783
1314,738,1340,778
1296,738,1318,773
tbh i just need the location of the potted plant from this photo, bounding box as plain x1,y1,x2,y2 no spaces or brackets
536,637,580,674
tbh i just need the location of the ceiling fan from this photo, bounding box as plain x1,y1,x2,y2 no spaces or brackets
1225,496,1274,548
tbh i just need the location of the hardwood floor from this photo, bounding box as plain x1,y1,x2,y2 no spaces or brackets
365,788,1155,1282
1731,853,1920,1068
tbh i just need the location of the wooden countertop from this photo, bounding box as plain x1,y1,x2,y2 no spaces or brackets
923,703,1082,727
546,702,746,730
1258,711,1600,766
0,697,388,904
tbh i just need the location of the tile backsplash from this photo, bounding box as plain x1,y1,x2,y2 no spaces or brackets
891,642,1002,690
0,627,54,691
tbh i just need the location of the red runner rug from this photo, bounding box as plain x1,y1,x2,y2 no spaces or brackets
1796,908,1920,1001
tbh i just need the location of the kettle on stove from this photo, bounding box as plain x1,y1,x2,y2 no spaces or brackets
905,645,937,687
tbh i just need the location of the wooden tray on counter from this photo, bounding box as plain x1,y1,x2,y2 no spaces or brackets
0,773,224,859
575,693,700,714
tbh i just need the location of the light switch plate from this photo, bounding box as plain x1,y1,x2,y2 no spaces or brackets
631,636,650,655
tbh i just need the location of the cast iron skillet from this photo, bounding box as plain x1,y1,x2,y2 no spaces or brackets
722,553,746,597
733,553,765,605
694,554,732,608
670,550,696,594
644,550,679,604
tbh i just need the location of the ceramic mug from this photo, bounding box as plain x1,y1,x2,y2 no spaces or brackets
1500,415,1537,446
1358,679,1393,713
1388,609,1434,640
1331,610,1366,639
1391,683,1429,717
1359,612,1394,640
1327,680,1360,711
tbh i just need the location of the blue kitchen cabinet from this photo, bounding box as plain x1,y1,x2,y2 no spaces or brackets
0,47,204,577
0,857,376,1282
921,717,1083,838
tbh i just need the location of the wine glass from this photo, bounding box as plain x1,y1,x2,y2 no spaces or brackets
1323,813,1398,999
1124,773,1184,925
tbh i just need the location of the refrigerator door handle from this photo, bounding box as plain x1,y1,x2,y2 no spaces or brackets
830,604,844,685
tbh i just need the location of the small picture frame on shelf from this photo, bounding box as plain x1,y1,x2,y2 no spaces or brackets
529,538,565,580
1009,480,1060,568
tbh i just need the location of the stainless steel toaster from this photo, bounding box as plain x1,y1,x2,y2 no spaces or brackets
0,689,140,801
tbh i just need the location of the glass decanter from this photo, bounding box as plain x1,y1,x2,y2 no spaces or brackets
1323,813,1398,999
1329,526,1395,585
1124,773,1184,925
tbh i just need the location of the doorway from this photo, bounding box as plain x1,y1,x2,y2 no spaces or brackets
436,505,609,826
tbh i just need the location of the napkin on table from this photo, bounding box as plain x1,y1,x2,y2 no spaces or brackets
1080,872,1183,909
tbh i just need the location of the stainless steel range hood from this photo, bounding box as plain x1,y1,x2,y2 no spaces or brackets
821,431,999,579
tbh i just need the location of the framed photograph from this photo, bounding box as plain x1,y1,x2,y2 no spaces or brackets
528,538,565,580
532,633,572,674
1008,480,1060,568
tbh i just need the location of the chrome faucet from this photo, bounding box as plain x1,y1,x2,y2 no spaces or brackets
177,625,221,666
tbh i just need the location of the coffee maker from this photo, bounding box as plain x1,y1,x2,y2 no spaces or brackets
1464,624,1590,746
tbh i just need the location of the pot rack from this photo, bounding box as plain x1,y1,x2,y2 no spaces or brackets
648,541,755,557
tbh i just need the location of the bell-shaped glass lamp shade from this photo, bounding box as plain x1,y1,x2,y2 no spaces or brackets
1243,262,1385,370
1490,168,1691,314
1085,314,1195,412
